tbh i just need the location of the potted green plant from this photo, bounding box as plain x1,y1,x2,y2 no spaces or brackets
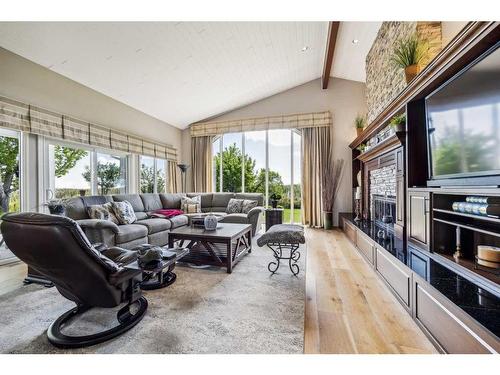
389,113,406,133
391,34,428,84
269,193,281,209
355,114,366,137
321,157,345,230
356,144,367,153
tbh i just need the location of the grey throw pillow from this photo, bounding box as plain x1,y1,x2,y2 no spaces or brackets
181,195,201,214
226,198,244,214
87,202,119,224
111,200,137,224
241,199,258,214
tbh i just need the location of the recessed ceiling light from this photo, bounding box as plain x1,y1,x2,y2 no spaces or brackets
301,46,310,52
352,39,359,44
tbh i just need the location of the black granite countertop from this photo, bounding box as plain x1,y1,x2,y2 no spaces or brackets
340,213,500,338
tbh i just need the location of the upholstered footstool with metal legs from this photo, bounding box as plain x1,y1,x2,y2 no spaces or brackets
257,224,305,276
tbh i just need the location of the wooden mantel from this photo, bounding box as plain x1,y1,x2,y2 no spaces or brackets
350,21,500,149
356,133,403,163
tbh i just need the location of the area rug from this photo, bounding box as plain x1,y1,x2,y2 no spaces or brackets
0,240,305,354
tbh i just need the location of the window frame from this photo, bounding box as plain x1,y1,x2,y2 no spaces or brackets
138,155,168,194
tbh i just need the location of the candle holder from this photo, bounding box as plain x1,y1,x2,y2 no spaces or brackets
453,226,463,261
354,199,362,221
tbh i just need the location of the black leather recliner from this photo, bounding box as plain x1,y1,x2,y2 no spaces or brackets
0,212,148,348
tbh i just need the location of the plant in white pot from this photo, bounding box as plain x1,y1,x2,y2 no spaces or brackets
321,157,345,230
391,34,429,84
389,113,406,133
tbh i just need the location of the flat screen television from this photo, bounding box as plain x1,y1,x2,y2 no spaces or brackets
426,42,500,187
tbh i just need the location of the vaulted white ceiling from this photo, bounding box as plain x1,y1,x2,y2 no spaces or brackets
0,22,380,129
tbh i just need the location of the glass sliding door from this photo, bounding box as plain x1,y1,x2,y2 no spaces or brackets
244,131,266,194
292,131,302,223
0,129,21,264
212,137,221,192
140,155,155,193
221,133,243,193
268,129,291,221
156,159,167,193
96,152,127,195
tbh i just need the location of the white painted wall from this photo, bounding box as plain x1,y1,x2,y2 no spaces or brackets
182,77,367,225
0,47,182,150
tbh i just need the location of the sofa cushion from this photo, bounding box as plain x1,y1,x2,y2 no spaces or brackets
113,194,145,213
140,193,163,211
241,199,258,214
226,198,244,214
168,215,189,229
181,195,201,213
115,224,148,244
159,193,185,209
235,193,264,206
64,197,87,220
111,201,137,224
220,213,248,225
81,195,113,207
135,212,148,220
135,218,172,234
211,193,235,212
87,202,119,224
187,193,213,210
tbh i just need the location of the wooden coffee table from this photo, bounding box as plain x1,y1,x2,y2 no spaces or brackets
168,223,252,273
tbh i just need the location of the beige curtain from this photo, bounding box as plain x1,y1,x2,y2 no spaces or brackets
168,161,179,193
191,136,213,192
302,126,331,228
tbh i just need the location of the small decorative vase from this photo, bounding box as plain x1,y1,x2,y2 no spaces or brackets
204,214,218,231
404,64,421,84
271,200,279,209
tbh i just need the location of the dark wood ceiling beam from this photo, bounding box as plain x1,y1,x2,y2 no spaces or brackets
322,21,340,89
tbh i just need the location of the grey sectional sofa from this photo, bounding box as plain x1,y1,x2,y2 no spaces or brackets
63,192,264,249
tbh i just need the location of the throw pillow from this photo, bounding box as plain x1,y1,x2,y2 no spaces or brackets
111,200,137,224
87,202,119,224
241,199,258,214
181,195,201,214
226,198,244,214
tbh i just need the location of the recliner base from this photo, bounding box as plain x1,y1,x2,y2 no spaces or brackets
47,296,148,348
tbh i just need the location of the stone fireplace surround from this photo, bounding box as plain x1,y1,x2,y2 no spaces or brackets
369,165,396,224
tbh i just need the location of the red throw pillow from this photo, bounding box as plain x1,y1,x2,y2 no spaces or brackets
154,209,184,218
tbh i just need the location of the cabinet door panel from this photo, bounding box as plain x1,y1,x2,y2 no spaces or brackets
409,191,430,249
344,220,356,243
356,231,374,264
414,281,497,354
376,247,411,306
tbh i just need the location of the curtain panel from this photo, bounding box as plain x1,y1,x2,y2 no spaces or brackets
168,160,179,193
190,111,331,137
0,95,177,161
191,136,213,192
302,126,332,228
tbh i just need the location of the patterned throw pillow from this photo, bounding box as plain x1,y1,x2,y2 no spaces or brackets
181,195,201,214
241,199,258,214
226,198,244,214
87,202,119,224
111,200,137,224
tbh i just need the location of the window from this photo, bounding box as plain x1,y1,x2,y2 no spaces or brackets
0,129,21,264
96,152,127,195
48,144,91,199
213,129,302,223
45,140,129,199
140,156,167,194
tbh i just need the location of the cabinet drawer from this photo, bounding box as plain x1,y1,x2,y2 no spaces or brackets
344,220,356,243
376,247,411,307
356,230,374,264
414,281,498,354
409,247,429,281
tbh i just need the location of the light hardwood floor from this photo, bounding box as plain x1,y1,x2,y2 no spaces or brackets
304,228,438,354
0,261,26,296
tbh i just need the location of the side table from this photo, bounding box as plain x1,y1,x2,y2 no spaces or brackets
265,208,283,231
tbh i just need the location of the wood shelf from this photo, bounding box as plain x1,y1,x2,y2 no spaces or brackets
433,208,500,224
356,133,401,162
433,218,500,238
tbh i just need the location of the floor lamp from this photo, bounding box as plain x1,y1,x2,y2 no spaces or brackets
177,163,190,193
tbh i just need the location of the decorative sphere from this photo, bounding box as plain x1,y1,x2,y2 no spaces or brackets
204,214,218,231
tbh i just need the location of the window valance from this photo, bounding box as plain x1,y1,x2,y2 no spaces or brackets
0,95,177,161
190,110,332,137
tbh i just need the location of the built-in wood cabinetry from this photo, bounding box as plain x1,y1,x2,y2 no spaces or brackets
340,215,500,354
408,189,430,250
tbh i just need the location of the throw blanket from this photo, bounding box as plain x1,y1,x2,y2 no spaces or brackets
151,209,184,218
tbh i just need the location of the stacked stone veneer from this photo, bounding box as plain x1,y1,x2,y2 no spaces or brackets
370,165,396,198
366,22,443,123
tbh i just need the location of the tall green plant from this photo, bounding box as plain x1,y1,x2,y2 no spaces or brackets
390,34,428,68
355,114,366,129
